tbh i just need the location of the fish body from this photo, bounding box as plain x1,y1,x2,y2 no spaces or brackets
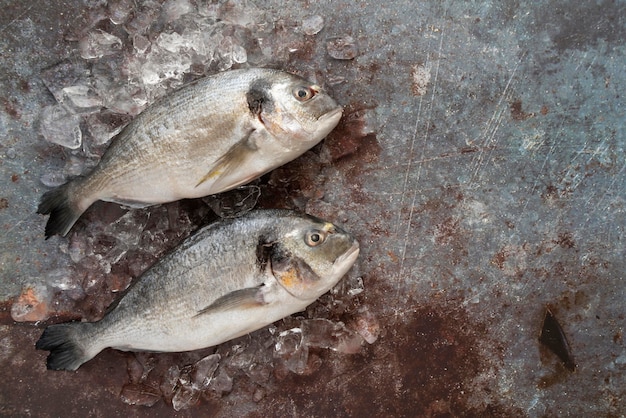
36,210,360,371
38,69,342,238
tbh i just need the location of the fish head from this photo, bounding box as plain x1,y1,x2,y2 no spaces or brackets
266,215,360,301
248,72,343,149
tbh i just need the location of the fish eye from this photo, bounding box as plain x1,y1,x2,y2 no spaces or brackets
305,230,326,247
293,86,318,102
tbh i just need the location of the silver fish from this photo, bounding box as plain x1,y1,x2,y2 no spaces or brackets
37,68,343,238
36,209,360,371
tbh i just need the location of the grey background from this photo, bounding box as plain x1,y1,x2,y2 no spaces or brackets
1,0,624,416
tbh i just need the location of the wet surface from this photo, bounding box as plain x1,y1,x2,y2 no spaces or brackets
1,0,625,416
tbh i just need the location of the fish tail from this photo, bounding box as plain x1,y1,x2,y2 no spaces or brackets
35,323,95,371
37,180,83,239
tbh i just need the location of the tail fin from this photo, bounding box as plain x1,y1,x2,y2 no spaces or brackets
37,182,82,239
35,323,93,371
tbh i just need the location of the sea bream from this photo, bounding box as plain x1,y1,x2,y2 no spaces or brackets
36,209,360,371
37,68,343,238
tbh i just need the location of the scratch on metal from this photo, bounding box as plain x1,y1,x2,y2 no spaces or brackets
468,53,526,186
396,22,445,299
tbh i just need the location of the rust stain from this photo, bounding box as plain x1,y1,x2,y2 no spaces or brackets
510,99,535,121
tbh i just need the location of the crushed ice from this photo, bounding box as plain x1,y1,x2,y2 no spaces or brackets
29,0,377,409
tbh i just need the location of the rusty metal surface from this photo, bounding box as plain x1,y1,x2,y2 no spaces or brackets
1,0,625,416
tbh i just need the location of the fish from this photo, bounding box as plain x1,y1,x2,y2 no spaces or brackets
37,68,343,238
35,209,360,371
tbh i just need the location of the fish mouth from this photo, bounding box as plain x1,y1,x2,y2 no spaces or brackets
318,106,343,123
303,106,342,137
334,241,360,267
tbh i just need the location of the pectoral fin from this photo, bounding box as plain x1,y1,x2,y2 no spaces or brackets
195,286,265,317
195,132,258,189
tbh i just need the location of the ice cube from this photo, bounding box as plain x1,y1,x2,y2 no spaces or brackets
162,0,195,23
274,328,309,374
107,0,133,25
140,46,193,86
40,171,67,188
326,35,358,60
156,32,189,53
85,111,131,146
133,34,151,54
123,1,161,35
171,384,199,411
232,43,247,63
203,185,260,219
101,83,148,116
120,383,161,407
160,365,181,399
47,267,81,291
79,30,123,59
61,85,103,111
353,306,381,344
40,105,82,149
197,2,219,19
209,369,233,395
347,276,365,296
191,353,220,390
41,60,91,105
63,155,89,177
301,318,364,354
219,0,264,29
301,15,324,36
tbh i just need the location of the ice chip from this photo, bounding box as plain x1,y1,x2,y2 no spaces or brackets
123,1,161,35
202,185,260,219
301,318,364,354
301,15,324,36
64,155,88,177
209,369,233,395
133,34,151,54
244,363,271,384
197,2,219,19
47,268,81,291
85,111,132,146
171,384,199,411
232,43,247,63
162,0,195,23
156,32,189,53
347,276,364,296
103,210,149,246
274,328,309,374
101,84,148,116
120,383,161,407
41,60,92,105
40,105,82,149
79,30,123,59
40,171,67,188
140,47,193,86
61,84,103,111
160,365,180,399
353,306,381,344
191,353,220,390
219,0,264,29
108,0,133,25
326,35,358,60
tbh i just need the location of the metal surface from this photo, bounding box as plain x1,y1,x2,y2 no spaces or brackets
1,0,624,416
